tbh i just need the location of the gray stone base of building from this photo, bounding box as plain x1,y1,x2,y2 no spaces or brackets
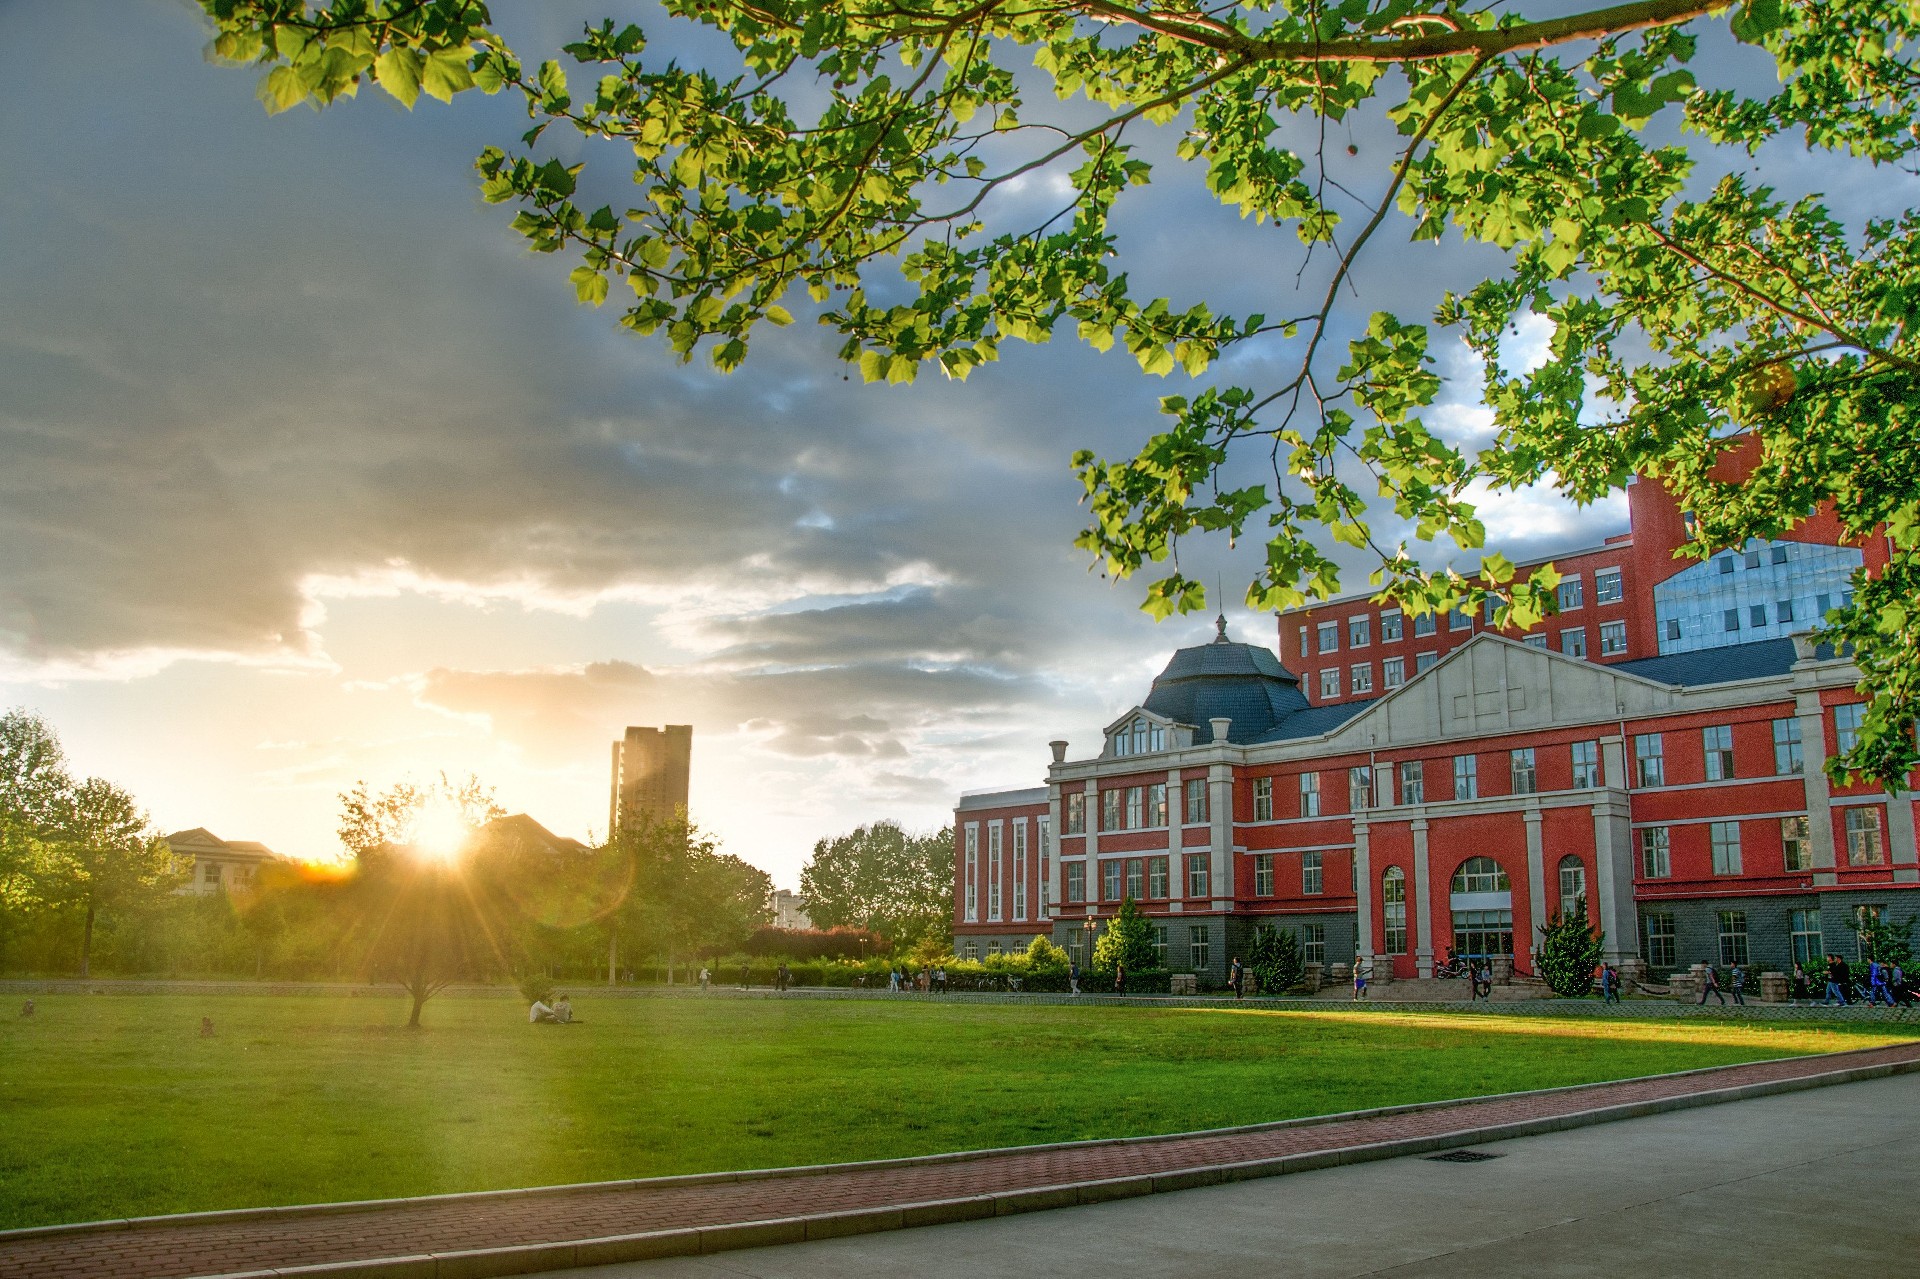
1636,892,1919,979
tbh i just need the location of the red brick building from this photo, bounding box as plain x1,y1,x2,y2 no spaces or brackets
954,465,1916,983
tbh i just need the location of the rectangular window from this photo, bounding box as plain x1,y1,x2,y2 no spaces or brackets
1152,925,1168,966
1724,608,1741,632
1561,627,1587,659
965,943,979,962
1380,609,1403,642
986,940,1002,958
1349,616,1370,648
1012,821,1027,921
1254,776,1275,821
1126,787,1144,830
1834,703,1865,753
1510,748,1537,795
1102,789,1122,832
1125,858,1144,900
1066,860,1086,903
1641,826,1671,879
1294,773,1315,818
1523,633,1548,650
1184,778,1209,824
1148,856,1169,899
1320,669,1340,699
988,823,1003,920
1453,754,1478,801
1772,544,1790,565
1744,548,1761,570
1187,853,1210,899
1348,766,1371,811
1846,806,1885,865
1717,910,1750,967
1449,606,1472,631
1039,816,1051,909
1382,872,1407,954
1571,740,1600,789
1188,925,1210,972
1777,599,1795,624
1782,816,1811,872
1717,555,1735,575
1665,618,1682,641
1594,567,1623,604
1253,854,1274,897
1598,621,1627,655
1399,760,1424,805
1302,924,1326,965
1147,783,1168,828
1302,852,1323,896
1413,612,1437,638
964,824,979,922
1710,821,1743,875
1350,664,1374,695
1749,604,1768,628
1643,911,1676,968
1790,908,1823,966
1773,718,1803,775
1484,596,1500,623
1317,621,1339,654
1103,859,1122,901
1415,651,1438,673
1635,734,1665,787
1382,656,1406,689
1297,625,1308,658
1703,725,1735,781
1066,792,1086,835
1558,576,1584,610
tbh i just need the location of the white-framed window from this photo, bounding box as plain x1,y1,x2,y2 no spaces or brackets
1558,856,1586,917
1710,821,1743,875
1348,766,1371,811
1782,816,1811,871
1382,656,1406,688
1350,663,1373,694
1718,910,1750,966
1188,925,1210,971
1152,925,1169,965
1185,777,1209,823
963,823,979,921
1773,718,1803,774
1380,609,1403,642
1790,908,1822,966
1449,605,1473,631
1254,776,1275,821
1571,739,1600,789
1635,734,1664,787
1320,669,1341,699
1560,627,1587,659
965,942,980,961
1103,859,1123,901
1012,820,1027,921
1187,853,1210,899
1846,807,1885,865
1641,826,1671,878
987,940,1002,958
1523,633,1548,650
1317,621,1340,653
1834,703,1865,753
1102,789,1122,831
1381,867,1407,954
1253,853,1274,897
1125,858,1144,900
1126,786,1144,829
1066,791,1086,834
1302,851,1323,895
1415,651,1438,673
1598,621,1627,655
1349,616,1370,648
1594,567,1623,603
1302,924,1326,965
1413,612,1438,637
1399,760,1424,805
988,821,1003,921
1703,725,1735,781
1149,856,1169,899
1510,748,1537,794
1066,860,1086,903
1038,815,1052,909
1642,911,1676,968
1453,754,1478,801
1295,773,1316,818
1147,782,1168,828
1558,576,1584,610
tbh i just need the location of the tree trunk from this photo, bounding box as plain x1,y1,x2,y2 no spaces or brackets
667,949,675,985
79,901,95,978
607,929,618,986
407,985,427,1028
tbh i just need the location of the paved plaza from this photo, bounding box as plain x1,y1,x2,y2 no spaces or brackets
564,1069,1920,1279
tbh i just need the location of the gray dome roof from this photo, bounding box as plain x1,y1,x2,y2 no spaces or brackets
1140,626,1307,744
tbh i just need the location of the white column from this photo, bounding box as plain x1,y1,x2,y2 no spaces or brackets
1209,762,1234,910
1591,796,1636,965
1046,782,1063,920
1352,819,1372,960
1888,791,1918,884
1524,806,1546,969
1412,818,1433,978
1083,777,1100,914
1796,694,1837,885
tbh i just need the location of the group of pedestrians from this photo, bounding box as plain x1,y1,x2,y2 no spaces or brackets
883,966,949,993
1798,954,1913,1006
1695,962,1747,1005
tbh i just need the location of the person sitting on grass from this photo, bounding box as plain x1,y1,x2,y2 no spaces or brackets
553,994,573,1023
529,998,559,1023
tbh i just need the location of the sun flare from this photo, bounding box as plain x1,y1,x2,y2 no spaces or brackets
408,796,471,865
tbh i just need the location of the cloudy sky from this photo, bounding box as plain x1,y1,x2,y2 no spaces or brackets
5,1,1837,883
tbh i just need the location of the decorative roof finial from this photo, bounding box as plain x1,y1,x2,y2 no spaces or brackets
1214,573,1229,643
1214,611,1229,643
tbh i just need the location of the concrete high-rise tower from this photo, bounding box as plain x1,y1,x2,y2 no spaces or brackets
608,724,692,836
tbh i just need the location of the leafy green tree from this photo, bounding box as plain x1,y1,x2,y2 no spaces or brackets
1854,910,1914,969
0,710,71,936
197,1,1920,785
43,778,184,977
1092,896,1158,975
335,773,504,858
347,846,510,1026
606,815,772,982
1249,922,1304,994
1536,901,1606,997
799,820,954,947
1026,933,1070,968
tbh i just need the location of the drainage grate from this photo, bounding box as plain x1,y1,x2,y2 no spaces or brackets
1425,1149,1505,1163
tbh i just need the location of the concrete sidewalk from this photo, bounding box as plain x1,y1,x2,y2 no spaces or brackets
565,1070,1920,1278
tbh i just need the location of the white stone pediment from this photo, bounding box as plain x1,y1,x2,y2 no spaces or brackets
1323,635,1686,749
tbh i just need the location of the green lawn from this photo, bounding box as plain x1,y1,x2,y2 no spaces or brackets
0,993,1910,1229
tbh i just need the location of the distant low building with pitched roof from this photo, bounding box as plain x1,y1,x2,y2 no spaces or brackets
165,828,281,895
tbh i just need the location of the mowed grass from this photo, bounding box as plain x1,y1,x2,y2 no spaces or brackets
0,994,1910,1229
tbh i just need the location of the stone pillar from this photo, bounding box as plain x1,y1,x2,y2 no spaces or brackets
1795,692,1838,885
1352,819,1373,962
1166,765,1183,880
1412,817,1433,978
1045,781,1064,921
1524,805,1546,973
1599,734,1626,790
1887,792,1918,884
1759,971,1789,1003
1208,755,1234,911
1591,796,1637,966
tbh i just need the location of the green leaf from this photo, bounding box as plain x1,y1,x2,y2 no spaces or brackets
374,47,424,109
420,48,476,103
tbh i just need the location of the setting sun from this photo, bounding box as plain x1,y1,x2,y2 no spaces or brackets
408,796,470,865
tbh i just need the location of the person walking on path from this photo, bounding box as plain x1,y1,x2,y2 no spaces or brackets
1729,963,1747,1005
698,966,710,992
1352,961,1369,1001
1823,955,1849,1005
740,961,750,990
1230,957,1244,1000
1790,962,1810,1005
1069,957,1081,996
1698,964,1727,1005
1598,962,1620,1005
1114,962,1126,996
1868,959,1895,1006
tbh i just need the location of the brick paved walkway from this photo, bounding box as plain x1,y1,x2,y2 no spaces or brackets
5,1042,1918,1279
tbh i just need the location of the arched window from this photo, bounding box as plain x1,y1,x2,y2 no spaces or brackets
1451,857,1510,895
1557,856,1587,918
1381,867,1407,955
